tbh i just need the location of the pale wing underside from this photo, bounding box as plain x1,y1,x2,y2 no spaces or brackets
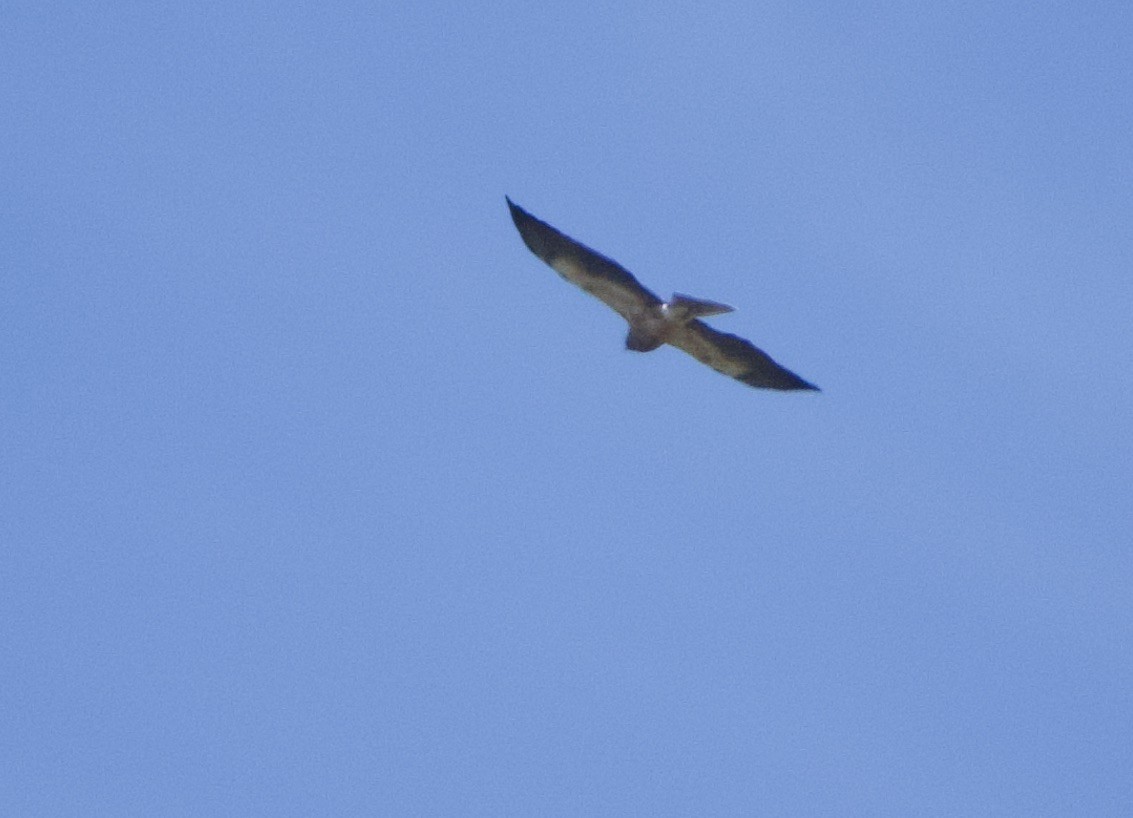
667,320,820,391
507,198,661,322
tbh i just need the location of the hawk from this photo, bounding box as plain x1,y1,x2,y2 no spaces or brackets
507,197,819,391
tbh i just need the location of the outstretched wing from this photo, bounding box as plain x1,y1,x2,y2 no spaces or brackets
507,197,662,321
667,320,820,391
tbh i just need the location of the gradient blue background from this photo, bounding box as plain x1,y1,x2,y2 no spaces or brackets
4,2,1131,814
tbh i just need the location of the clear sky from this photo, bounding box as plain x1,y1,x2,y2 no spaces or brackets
4,1,1132,814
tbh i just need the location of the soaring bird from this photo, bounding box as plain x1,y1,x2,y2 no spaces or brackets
507,197,819,391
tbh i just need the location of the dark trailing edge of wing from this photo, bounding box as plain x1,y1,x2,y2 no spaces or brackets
684,321,820,391
506,197,661,307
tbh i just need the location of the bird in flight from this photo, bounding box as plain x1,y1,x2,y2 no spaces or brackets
506,197,819,391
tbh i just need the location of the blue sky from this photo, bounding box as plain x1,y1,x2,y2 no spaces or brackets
4,1,1132,814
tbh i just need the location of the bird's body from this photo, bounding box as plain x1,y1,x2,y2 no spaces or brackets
506,197,819,392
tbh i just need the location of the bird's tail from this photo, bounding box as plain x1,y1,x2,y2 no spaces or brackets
669,293,735,317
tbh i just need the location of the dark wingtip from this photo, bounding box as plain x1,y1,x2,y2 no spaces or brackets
776,366,820,392
790,375,821,392
736,368,820,391
505,196,531,230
